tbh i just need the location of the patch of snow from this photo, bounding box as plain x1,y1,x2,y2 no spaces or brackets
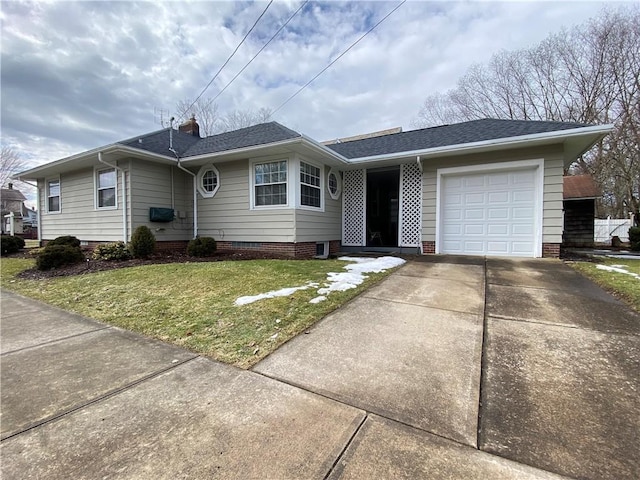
234,282,319,306
596,264,640,280
234,256,406,306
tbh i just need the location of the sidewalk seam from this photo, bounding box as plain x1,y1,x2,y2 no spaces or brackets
1,326,113,356
0,356,199,442
476,256,489,449
323,414,368,480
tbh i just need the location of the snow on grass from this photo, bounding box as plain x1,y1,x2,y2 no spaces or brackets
596,264,640,280
235,282,319,306
234,256,406,306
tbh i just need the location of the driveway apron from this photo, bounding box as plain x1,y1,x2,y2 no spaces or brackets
481,259,640,480
254,258,486,447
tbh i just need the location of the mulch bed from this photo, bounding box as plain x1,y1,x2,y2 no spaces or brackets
10,249,293,280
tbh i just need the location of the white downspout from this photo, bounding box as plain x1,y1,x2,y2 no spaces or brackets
171,149,198,239
98,152,128,242
17,178,41,243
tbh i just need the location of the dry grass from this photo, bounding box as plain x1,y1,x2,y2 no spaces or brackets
1,257,396,367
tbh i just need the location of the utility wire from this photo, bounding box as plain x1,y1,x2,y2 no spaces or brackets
203,0,309,110
178,0,274,122
272,0,406,115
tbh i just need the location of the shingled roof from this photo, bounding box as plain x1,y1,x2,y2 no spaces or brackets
563,174,600,200
325,118,591,159
119,122,301,159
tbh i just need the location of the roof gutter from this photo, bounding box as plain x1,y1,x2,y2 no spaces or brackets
98,152,128,243
170,148,198,239
345,124,615,164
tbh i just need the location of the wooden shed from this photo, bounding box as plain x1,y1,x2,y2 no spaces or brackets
563,175,599,248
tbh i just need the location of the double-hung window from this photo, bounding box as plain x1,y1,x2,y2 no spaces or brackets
47,178,60,213
254,160,287,206
97,168,117,208
300,162,321,208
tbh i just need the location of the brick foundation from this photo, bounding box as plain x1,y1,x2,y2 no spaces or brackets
216,240,341,259
542,243,561,258
421,241,436,254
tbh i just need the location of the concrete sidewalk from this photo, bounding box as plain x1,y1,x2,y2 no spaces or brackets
1,256,639,479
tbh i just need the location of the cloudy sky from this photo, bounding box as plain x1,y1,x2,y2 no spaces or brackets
0,0,623,182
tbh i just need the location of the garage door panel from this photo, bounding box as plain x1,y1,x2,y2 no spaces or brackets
512,224,534,235
464,176,485,188
513,171,535,184
464,224,485,235
513,207,534,219
488,224,509,235
465,209,485,220
489,173,509,186
488,191,509,203
488,208,508,219
487,241,509,254
513,190,535,202
440,167,539,257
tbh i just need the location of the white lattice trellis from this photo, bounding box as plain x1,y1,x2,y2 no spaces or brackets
399,163,422,247
342,169,366,246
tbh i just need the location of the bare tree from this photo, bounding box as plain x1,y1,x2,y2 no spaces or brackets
175,98,222,137
413,5,639,222
175,97,273,136
218,107,273,132
0,146,27,188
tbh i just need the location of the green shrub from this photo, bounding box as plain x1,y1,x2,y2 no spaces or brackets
187,237,217,257
93,242,132,261
13,236,26,248
129,226,156,258
629,226,640,251
48,235,81,248
1,235,21,256
36,245,85,270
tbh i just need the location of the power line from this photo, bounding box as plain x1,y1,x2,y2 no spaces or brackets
203,0,309,110
272,0,406,115
179,0,274,122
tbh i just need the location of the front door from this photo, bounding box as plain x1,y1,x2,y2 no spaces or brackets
366,167,400,247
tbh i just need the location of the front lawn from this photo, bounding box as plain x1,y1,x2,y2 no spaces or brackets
1,257,398,368
569,257,640,312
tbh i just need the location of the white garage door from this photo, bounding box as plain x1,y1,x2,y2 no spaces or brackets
440,168,539,257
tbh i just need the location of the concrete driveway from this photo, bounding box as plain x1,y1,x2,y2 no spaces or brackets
2,256,639,479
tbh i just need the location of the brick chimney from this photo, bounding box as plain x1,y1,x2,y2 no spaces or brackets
178,115,200,137
8,183,13,190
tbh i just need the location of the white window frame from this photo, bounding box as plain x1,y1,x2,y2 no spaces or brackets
327,168,342,200
299,160,323,211
250,158,289,209
46,177,61,214
95,167,118,210
197,164,221,198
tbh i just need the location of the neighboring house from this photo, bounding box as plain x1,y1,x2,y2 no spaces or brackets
1,183,31,235
562,175,599,248
16,117,611,258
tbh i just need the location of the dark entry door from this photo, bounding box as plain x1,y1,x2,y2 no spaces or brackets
366,167,400,247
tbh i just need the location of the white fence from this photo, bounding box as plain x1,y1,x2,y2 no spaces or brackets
594,218,632,243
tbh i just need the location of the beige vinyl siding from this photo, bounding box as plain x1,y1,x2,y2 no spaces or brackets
38,165,126,242
197,159,295,242
130,161,192,241
295,165,342,242
421,144,565,244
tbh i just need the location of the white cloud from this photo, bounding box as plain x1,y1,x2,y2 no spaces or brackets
1,0,617,172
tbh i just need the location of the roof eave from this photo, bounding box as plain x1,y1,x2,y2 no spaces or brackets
16,144,176,180
344,124,615,166
179,136,350,166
